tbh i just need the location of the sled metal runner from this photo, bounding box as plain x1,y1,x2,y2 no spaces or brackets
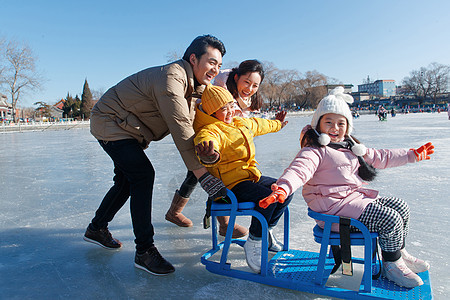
201,190,433,300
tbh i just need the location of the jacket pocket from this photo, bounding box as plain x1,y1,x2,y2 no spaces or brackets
319,185,352,197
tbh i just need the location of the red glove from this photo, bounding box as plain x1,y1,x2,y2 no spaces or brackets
259,186,287,209
411,142,434,161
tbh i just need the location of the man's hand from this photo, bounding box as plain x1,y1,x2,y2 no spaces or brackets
195,140,219,164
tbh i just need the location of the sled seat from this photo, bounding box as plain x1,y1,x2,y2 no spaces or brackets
307,208,379,293
202,189,289,276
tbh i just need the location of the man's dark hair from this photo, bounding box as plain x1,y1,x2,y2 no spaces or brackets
182,34,226,61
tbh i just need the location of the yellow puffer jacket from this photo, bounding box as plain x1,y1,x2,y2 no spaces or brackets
194,105,282,189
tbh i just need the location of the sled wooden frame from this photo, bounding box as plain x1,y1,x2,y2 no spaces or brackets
201,189,433,299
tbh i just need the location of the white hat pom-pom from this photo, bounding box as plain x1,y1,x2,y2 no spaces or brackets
351,143,367,156
318,133,331,146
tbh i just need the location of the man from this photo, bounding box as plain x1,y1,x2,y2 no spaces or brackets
84,35,227,275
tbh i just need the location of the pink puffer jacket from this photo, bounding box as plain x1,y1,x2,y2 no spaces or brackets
276,146,417,223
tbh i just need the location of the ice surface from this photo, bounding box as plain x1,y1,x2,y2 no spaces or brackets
0,112,448,299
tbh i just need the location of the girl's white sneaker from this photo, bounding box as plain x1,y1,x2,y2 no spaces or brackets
382,257,423,288
268,228,283,252
401,249,430,273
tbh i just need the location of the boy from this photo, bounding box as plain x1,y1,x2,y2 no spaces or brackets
194,84,291,273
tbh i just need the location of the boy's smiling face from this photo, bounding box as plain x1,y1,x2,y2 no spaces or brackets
319,113,348,142
213,102,234,124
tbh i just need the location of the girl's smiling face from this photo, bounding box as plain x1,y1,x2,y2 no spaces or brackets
318,113,348,142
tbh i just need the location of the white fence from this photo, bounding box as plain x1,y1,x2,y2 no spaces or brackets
1,120,90,133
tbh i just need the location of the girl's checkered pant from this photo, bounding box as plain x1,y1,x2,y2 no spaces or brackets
357,197,410,253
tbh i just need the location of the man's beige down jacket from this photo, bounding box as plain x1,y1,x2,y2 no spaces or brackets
90,59,204,170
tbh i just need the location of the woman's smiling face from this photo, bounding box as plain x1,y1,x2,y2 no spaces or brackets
318,113,348,142
235,71,261,100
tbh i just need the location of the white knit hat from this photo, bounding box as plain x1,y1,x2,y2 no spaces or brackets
311,86,354,135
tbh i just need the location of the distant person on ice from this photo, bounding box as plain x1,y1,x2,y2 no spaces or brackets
260,87,433,288
84,35,228,276
447,103,450,120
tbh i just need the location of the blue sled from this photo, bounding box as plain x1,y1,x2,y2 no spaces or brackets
201,190,433,300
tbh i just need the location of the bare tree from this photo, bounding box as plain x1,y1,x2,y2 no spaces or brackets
427,62,450,103
293,70,329,109
0,39,43,122
259,61,290,108
165,50,182,63
0,38,5,79
402,62,450,105
91,88,105,102
259,63,332,110
277,69,301,108
261,67,300,109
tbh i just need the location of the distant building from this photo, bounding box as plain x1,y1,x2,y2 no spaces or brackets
54,99,65,110
358,80,396,97
50,106,63,119
0,93,12,120
325,84,353,94
351,92,370,102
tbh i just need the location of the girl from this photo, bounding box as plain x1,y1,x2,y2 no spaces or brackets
194,84,290,273
260,87,433,288
165,60,265,238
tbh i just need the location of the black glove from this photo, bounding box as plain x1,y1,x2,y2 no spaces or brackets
198,172,227,200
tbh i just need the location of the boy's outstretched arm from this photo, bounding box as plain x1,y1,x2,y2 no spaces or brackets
195,140,220,164
275,111,288,128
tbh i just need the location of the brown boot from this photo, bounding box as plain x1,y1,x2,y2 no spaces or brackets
217,216,248,238
165,190,193,227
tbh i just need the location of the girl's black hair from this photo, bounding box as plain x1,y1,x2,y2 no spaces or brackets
226,59,264,111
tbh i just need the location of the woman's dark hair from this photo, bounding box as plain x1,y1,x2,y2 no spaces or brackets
226,59,264,111
182,34,226,61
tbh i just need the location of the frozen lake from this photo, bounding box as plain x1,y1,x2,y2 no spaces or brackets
0,112,448,299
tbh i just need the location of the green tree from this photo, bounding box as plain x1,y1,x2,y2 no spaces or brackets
33,101,51,119
80,78,93,120
62,93,75,118
73,95,81,118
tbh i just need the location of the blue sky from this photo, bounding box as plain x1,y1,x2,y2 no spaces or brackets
1,0,449,107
